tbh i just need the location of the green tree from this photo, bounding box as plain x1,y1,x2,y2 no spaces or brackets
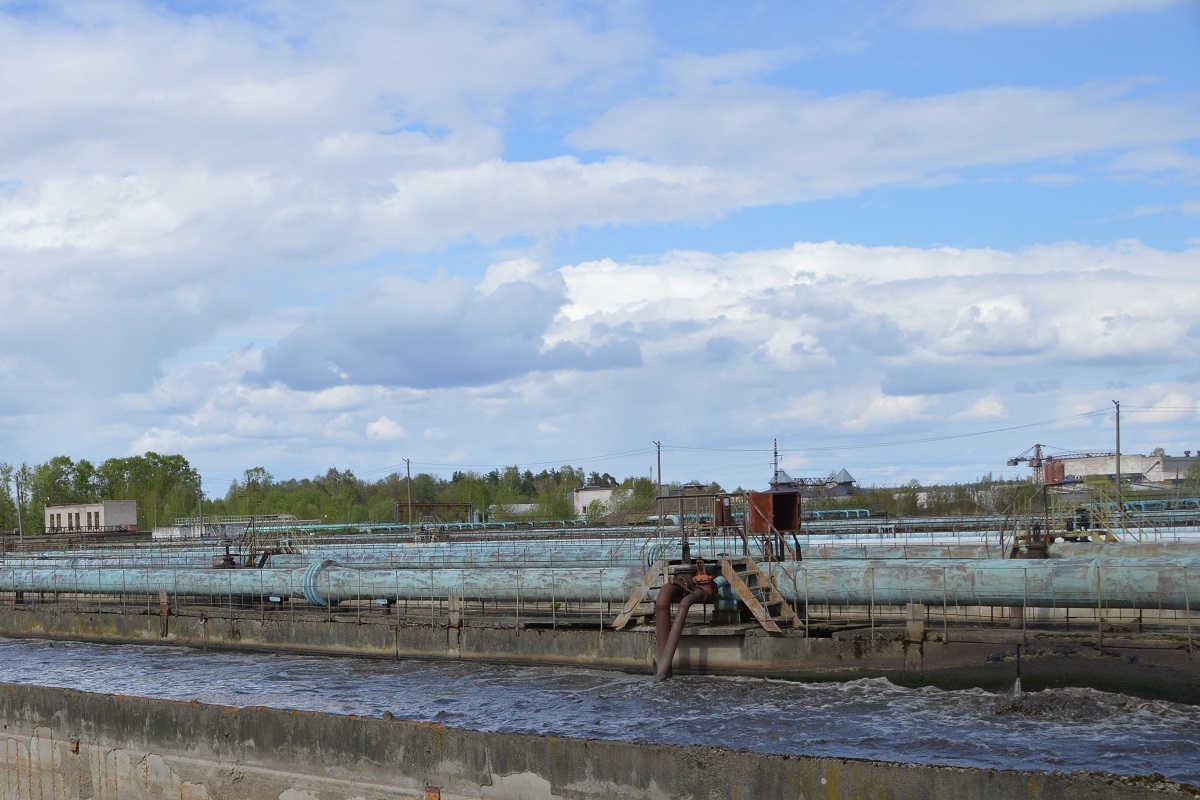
608,476,657,513
495,466,527,503
586,471,618,488
447,472,493,522
584,499,608,524
71,459,100,502
31,455,77,501
1185,459,1200,494
96,453,199,530
241,466,275,516
0,462,16,532
14,463,32,535
411,473,442,504
537,489,575,521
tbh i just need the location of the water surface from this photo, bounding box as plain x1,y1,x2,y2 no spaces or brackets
0,637,1195,785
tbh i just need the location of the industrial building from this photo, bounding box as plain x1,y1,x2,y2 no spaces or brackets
43,500,137,532
572,485,615,516
1044,451,1198,484
1008,443,1198,485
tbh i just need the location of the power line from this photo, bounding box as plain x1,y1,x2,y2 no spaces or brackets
663,409,1111,455
323,405,1170,484
358,447,658,477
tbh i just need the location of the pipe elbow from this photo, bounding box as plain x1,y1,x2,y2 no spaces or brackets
301,559,338,606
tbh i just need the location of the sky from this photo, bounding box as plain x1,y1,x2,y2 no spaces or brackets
1,0,1199,496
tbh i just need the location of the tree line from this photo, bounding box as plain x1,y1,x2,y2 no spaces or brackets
0,454,664,533
1,454,202,535
5,452,1198,535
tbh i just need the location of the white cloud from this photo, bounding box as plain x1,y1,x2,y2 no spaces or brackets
84,233,1199,487
848,393,931,429
941,295,1047,357
1,1,1194,277
0,2,655,263
254,271,641,391
1027,173,1080,186
366,416,405,441
900,0,1186,30
950,396,1007,422
1111,146,1200,177
569,84,1200,201
478,258,551,294
0,2,1196,488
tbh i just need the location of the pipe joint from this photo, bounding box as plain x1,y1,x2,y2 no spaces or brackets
302,559,338,607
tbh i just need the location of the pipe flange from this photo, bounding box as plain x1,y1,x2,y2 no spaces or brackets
302,559,338,607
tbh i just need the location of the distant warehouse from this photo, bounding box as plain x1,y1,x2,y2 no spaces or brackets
44,500,137,533
1045,452,1198,484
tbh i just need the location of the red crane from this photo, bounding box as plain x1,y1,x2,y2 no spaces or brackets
1008,444,1116,484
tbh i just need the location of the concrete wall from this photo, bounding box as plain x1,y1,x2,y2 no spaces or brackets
1058,453,1199,483
0,682,1194,800
1,604,1199,703
572,487,614,517
102,500,138,528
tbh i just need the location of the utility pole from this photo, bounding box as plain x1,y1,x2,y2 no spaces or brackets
14,472,25,543
196,472,203,538
1113,399,1123,522
653,441,662,533
405,458,413,529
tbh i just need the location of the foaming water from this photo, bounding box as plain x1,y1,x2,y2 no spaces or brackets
0,638,1196,785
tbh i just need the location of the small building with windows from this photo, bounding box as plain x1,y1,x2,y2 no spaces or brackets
573,486,615,517
44,500,138,533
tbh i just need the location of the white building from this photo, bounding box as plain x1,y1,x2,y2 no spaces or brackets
44,500,137,532
1048,452,1198,484
573,486,615,517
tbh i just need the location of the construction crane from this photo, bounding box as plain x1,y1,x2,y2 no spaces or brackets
1008,444,1047,483
1008,444,1116,484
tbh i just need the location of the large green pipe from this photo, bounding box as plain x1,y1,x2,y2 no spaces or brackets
0,557,1196,610
0,561,645,606
768,557,1200,610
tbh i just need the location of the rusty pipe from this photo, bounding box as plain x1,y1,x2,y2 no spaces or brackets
654,582,685,664
655,582,717,681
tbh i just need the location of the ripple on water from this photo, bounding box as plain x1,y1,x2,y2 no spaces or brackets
0,638,1197,785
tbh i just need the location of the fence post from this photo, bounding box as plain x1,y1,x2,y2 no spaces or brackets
1185,566,1193,659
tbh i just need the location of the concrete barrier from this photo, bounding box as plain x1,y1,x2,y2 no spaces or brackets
0,682,1195,799
2,604,1200,703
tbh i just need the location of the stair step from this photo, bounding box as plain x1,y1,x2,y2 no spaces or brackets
718,556,801,634
611,559,669,630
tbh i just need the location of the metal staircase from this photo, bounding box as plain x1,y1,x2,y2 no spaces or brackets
611,559,668,629
718,556,800,632
611,556,802,633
